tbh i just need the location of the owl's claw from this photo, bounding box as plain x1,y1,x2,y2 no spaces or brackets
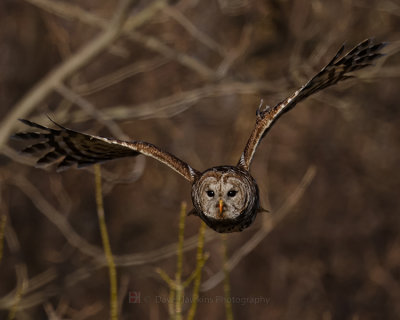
256,99,264,117
256,99,271,117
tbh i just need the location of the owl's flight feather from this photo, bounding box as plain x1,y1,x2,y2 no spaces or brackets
13,119,200,182
13,39,386,188
11,39,386,234
238,38,386,170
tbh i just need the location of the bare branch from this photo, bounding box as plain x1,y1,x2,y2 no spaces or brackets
24,0,216,79
74,57,169,96
0,0,136,149
8,175,103,258
200,165,317,291
163,6,226,56
55,83,129,140
47,81,278,123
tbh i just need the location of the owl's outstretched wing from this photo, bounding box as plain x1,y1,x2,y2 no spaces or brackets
13,119,200,182
238,38,386,171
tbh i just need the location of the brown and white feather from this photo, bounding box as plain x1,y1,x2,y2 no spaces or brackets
13,119,200,182
238,39,386,170
11,39,386,234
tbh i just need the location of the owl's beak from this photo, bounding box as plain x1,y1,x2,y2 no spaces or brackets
219,199,224,215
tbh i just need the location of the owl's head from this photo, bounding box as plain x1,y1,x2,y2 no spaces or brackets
191,166,260,233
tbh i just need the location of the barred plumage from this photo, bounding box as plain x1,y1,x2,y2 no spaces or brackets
13,119,199,181
13,39,386,233
238,39,386,170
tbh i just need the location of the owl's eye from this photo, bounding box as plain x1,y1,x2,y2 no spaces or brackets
227,190,237,197
206,190,215,197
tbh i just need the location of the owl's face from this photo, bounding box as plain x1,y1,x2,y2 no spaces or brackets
191,166,260,233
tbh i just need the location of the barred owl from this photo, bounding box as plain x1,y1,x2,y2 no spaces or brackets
13,39,386,233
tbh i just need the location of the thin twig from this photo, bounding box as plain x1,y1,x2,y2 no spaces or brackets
8,264,29,320
0,201,29,319
0,214,6,265
46,81,278,123
201,165,317,291
0,204,216,311
163,6,226,56
8,175,103,258
74,57,169,96
0,227,215,311
0,0,136,149
0,258,57,310
24,0,216,79
156,268,176,290
186,222,207,320
222,234,234,320
94,164,118,320
174,201,187,319
55,83,129,140
125,31,217,79
216,24,253,78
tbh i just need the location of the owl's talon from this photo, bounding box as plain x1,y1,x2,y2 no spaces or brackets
256,100,273,118
256,99,264,116
263,105,271,112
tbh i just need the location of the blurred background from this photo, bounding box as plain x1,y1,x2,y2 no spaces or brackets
0,0,399,319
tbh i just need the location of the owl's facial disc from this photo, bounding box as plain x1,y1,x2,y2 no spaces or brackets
191,166,260,233
198,175,245,219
